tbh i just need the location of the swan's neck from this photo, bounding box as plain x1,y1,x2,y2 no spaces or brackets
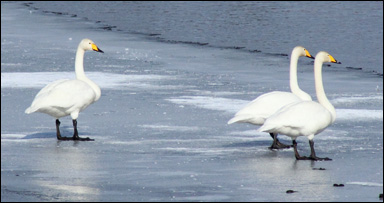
314,59,336,123
75,47,101,101
75,48,86,79
289,52,311,101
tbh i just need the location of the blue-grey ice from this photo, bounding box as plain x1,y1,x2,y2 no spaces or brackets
1,2,383,202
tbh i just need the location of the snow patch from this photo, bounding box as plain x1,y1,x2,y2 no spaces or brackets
346,182,383,187
167,96,383,120
1,72,170,90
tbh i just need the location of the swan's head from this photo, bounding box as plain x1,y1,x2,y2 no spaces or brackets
315,51,341,64
293,46,314,59
79,39,104,53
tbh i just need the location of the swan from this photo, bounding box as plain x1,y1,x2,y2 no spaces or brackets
258,51,341,160
25,39,104,141
227,46,314,149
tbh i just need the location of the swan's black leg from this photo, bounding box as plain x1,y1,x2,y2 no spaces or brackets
56,119,63,140
56,119,74,141
56,119,94,141
293,140,311,160
73,119,79,139
269,133,291,150
308,140,331,161
72,119,94,141
293,139,331,161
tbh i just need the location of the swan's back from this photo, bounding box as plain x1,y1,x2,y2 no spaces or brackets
228,91,302,125
25,79,98,118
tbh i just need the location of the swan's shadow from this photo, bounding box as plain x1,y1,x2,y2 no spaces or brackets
22,129,92,140
22,132,55,139
223,140,271,148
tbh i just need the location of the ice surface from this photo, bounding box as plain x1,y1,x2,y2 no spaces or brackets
1,2,383,202
346,182,383,187
1,72,171,90
166,95,383,121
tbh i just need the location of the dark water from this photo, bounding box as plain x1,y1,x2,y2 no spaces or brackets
26,1,383,75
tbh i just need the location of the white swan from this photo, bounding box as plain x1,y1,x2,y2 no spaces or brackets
258,51,341,160
227,46,314,149
25,39,104,141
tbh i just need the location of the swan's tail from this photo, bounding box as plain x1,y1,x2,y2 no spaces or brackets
257,125,267,132
25,107,35,114
227,114,261,125
227,116,247,124
227,117,238,125
257,124,274,133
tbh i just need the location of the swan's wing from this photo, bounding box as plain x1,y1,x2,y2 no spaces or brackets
33,79,70,98
228,91,301,125
25,79,69,113
26,79,96,114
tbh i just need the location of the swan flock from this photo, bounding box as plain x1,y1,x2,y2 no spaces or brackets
25,39,341,160
227,46,314,150
258,51,341,160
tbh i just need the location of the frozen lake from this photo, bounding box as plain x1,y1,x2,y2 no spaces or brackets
1,2,383,202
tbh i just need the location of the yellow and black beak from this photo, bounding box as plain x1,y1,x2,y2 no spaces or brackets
329,54,341,64
305,49,315,59
92,44,104,53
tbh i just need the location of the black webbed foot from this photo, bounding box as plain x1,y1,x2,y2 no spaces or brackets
56,119,94,141
57,135,94,141
269,133,292,150
309,156,332,161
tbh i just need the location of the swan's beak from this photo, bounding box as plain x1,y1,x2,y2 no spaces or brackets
329,55,341,64
305,49,315,59
92,44,104,53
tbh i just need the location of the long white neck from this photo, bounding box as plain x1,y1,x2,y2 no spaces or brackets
314,58,336,123
75,46,101,101
289,50,311,101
